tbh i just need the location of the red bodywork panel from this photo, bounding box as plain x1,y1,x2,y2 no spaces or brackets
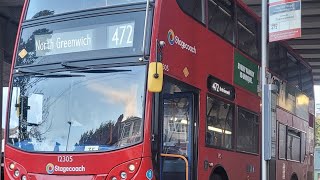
154,0,260,179
276,108,311,180
5,145,142,175
4,0,159,179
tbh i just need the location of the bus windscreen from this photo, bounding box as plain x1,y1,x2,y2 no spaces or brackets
26,0,146,20
7,65,146,153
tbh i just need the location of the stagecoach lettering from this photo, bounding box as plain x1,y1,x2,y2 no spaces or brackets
58,156,73,163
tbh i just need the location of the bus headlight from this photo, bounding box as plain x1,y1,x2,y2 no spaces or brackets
9,163,15,170
128,164,135,172
5,159,28,180
108,158,141,180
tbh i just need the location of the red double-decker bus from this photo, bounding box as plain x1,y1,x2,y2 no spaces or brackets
4,0,314,180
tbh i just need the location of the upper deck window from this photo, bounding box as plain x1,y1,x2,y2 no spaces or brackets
26,0,146,20
208,0,234,43
286,53,300,88
237,7,259,60
269,43,288,78
176,0,205,24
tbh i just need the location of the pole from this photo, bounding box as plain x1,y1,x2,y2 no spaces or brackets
261,0,268,180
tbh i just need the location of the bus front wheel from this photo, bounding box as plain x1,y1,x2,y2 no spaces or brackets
211,174,223,180
291,174,298,180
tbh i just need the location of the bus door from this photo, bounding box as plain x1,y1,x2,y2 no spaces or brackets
160,92,196,180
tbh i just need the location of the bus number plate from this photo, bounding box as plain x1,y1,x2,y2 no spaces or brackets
58,156,73,163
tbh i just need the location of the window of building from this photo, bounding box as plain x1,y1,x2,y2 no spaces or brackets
287,128,301,161
236,108,259,153
208,0,235,43
237,7,259,60
278,123,286,159
176,0,205,24
206,95,234,149
301,132,306,162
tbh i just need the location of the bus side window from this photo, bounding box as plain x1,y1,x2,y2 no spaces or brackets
208,0,235,44
206,95,234,149
176,0,205,24
237,6,259,60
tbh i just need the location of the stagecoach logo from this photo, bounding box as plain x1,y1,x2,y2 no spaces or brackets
45,163,86,174
46,163,55,174
167,29,197,54
167,29,175,45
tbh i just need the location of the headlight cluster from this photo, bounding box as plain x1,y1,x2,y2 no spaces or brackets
108,159,141,180
7,161,28,180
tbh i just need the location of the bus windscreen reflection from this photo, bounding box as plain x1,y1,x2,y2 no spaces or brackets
7,65,146,153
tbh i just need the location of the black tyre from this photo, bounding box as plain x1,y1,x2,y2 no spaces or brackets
212,174,223,180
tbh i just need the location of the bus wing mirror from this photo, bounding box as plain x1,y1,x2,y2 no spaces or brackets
148,62,163,93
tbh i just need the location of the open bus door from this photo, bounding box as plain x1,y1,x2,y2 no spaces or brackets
160,92,196,180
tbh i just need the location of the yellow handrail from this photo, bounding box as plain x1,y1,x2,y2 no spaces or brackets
160,153,189,180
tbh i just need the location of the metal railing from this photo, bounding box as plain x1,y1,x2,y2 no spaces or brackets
160,153,189,180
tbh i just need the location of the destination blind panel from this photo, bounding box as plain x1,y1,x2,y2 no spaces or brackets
34,22,135,56
16,11,146,67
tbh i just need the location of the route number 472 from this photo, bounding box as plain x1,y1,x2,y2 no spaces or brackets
112,24,134,47
271,23,278,30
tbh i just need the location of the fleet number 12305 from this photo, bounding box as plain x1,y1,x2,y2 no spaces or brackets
58,156,73,162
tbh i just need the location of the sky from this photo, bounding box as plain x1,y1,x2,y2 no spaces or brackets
315,86,320,101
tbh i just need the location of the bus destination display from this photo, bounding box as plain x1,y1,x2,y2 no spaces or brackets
34,22,135,57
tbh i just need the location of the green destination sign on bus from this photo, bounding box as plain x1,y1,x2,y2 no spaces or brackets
234,51,259,94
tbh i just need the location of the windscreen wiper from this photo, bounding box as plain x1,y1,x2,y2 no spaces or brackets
16,67,84,78
61,62,90,70
35,74,85,78
15,68,46,75
61,62,131,73
72,69,131,73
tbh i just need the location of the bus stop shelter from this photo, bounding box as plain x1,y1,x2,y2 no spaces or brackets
243,0,320,85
